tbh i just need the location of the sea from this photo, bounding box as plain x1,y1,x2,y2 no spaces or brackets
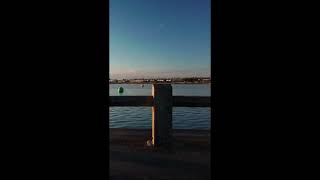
109,84,211,129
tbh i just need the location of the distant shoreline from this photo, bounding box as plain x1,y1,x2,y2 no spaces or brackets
109,82,211,84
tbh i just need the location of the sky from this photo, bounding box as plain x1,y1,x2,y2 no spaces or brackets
110,0,211,79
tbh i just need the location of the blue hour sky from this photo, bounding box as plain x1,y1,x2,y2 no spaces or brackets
110,0,211,79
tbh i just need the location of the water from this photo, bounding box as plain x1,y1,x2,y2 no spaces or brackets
109,84,211,129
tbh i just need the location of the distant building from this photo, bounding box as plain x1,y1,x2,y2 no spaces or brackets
132,79,144,83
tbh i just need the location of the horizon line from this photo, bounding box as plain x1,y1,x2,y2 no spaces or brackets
109,76,211,80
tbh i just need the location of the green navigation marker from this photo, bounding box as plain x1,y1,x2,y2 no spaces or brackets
118,87,124,94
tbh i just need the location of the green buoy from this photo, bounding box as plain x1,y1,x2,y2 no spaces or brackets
118,87,124,94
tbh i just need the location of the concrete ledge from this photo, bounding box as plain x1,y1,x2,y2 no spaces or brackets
110,128,211,180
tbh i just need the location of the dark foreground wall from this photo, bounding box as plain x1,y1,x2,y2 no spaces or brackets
110,128,211,180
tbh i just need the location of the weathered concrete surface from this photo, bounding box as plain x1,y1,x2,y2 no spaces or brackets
110,128,211,180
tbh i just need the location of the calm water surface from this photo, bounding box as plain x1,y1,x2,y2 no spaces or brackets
109,84,211,129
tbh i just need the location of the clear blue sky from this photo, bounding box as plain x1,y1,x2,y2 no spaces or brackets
110,0,211,79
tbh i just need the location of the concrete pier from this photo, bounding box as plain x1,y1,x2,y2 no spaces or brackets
109,84,211,179
110,128,211,180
